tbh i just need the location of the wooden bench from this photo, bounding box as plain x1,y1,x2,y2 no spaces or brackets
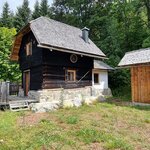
9,101,29,111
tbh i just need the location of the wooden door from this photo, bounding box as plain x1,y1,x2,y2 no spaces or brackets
23,71,30,96
131,66,150,103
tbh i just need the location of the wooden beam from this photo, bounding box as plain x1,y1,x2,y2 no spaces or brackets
15,41,22,45
131,68,134,102
10,56,18,61
10,24,31,61
14,46,21,49
12,52,19,56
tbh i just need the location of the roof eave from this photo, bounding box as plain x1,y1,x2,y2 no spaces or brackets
93,68,115,71
37,44,108,59
10,23,31,61
117,62,150,69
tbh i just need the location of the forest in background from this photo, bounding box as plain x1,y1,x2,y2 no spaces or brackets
0,0,150,96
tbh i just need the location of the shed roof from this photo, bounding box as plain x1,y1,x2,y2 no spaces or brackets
11,16,106,61
94,60,114,70
118,48,150,67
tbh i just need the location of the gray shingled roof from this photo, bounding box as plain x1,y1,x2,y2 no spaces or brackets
118,48,150,67
30,17,106,58
94,60,114,70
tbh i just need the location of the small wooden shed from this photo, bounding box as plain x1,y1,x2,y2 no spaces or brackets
118,48,150,104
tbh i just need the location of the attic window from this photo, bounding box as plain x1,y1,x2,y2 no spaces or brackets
26,42,32,56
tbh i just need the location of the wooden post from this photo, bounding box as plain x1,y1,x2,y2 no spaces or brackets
1,82,7,103
0,82,1,103
6,81,10,95
6,81,10,103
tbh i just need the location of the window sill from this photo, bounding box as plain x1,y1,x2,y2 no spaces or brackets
65,81,76,83
94,83,99,85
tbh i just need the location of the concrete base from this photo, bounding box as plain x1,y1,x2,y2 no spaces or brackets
91,87,112,97
132,102,150,106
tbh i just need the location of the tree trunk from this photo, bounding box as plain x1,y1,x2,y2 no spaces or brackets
144,0,150,27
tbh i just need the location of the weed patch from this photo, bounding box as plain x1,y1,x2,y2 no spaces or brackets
76,128,133,150
66,116,79,124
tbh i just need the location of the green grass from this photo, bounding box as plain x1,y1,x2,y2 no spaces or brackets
61,115,79,124
0,101,150,150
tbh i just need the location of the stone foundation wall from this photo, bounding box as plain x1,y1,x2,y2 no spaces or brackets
27,87,92,103
91,87,112,97
24,86,112,103
18,87,112,112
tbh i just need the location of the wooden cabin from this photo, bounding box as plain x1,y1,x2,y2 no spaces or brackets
10,17,112,102
118,48,150,104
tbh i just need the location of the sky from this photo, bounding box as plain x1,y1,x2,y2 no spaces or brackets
0,0,53,14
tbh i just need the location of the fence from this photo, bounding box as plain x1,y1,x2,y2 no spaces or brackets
0,82,1,102
0,82,21,104
9,83,21,95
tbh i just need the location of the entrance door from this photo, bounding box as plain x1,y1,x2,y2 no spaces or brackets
23,70,30,96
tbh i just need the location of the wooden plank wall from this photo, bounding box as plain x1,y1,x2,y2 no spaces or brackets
42,49,93,89
42,65,92,89
131,65,150,103
19,31,43,70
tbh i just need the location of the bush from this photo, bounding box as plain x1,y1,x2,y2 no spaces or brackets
112,86,131,101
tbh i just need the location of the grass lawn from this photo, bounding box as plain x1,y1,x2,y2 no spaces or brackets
0,100,150,150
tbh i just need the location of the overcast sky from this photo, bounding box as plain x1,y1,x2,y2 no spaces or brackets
0,0,53,14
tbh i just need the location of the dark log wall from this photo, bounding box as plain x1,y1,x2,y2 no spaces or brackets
19,31,93,90
42,49,93,89
30,66,43,90
19,31,43,90
19,31,43,69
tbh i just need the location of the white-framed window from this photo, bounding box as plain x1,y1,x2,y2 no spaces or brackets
66,69,76,82
26,42,32,56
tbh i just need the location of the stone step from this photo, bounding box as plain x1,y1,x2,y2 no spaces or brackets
8,95,38,102
8,95,39,111
29,101,60,113
9,101,29,112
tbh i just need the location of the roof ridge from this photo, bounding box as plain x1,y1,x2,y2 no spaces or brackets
46,17,81,30
30,16,45,24
126,47,150,54
32,16,82,31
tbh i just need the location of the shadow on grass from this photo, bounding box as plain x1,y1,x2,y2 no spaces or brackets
104,98,150,111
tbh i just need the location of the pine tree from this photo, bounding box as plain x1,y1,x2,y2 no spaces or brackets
40,0,51,17
32,0,40,19
0,2,13,28
13,0,31,31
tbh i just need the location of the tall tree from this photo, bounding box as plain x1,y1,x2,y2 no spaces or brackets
0,27,21,81
13,0,31,31
40,0,51,17
52,0,91,26
0,2,14,28
32,0,40,19
143,0,150,27
51,0,148,92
